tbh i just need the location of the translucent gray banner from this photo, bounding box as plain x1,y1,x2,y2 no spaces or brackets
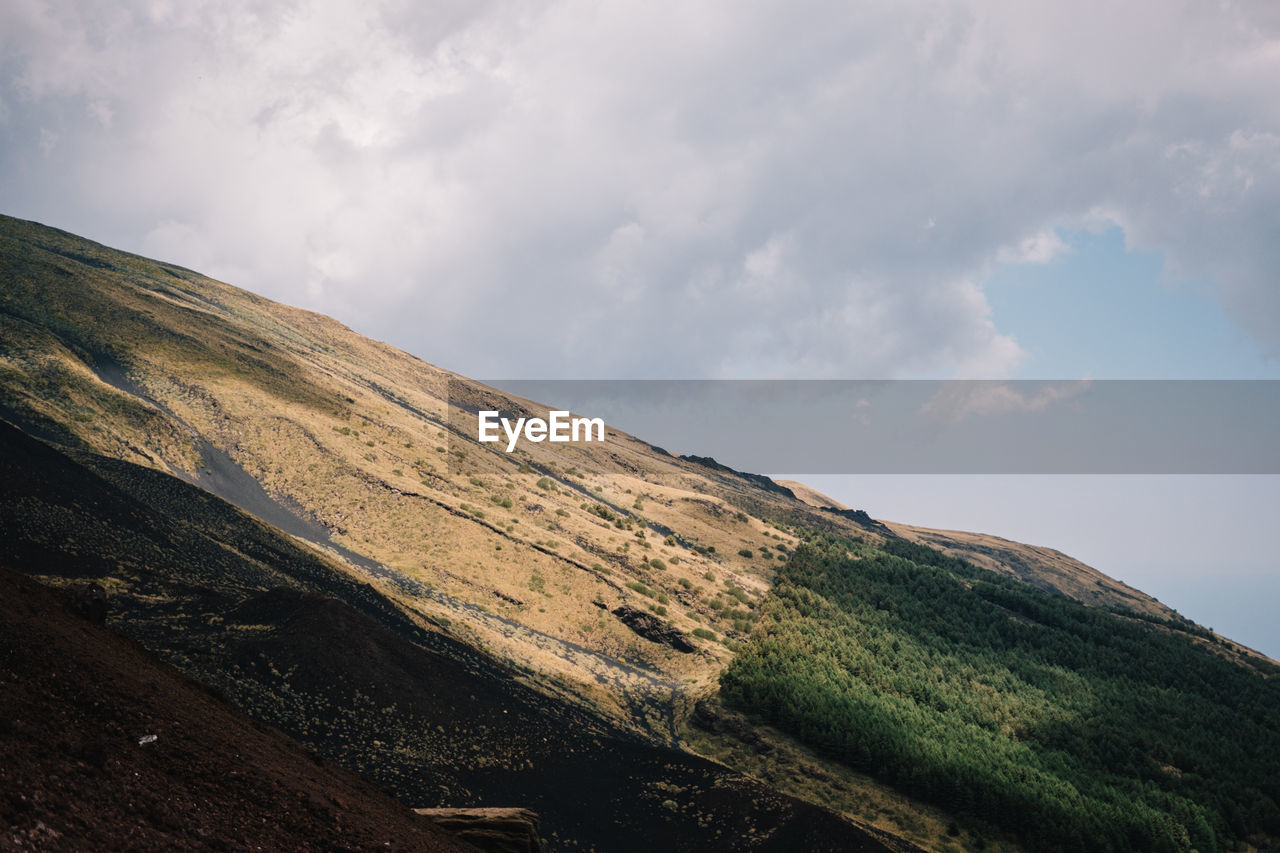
449,380,1280,474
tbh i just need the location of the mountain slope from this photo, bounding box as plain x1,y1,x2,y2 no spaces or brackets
3,213,1276,852
0,415,897,852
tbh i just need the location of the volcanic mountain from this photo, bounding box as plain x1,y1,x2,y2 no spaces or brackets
1,213,1276,852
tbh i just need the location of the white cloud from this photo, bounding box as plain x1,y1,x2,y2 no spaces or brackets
997,230,1069,265
1,0,1277,377
920,380,1092,422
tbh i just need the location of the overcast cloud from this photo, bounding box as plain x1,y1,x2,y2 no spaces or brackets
2,0,1278,378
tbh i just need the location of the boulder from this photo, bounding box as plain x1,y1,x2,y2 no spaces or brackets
413,808,542,853
612,606,697,653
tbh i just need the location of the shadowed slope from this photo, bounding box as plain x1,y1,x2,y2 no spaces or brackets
0,566,475,853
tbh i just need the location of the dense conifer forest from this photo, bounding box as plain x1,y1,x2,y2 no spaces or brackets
720,537,1280,852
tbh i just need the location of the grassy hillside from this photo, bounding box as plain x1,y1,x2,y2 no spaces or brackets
720,536,1280,852
3,212,1274,851
0,418,895,852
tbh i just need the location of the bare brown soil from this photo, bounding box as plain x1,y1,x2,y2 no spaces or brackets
0,566,475,852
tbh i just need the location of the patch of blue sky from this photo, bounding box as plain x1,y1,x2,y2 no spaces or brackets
985,226,1278,379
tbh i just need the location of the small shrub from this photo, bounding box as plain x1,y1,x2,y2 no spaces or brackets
738,548,754,559
587,503,616,522
650,558,667,571
692,628,716,641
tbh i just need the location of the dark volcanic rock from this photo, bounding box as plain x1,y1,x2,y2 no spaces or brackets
0,566,472,852
415,808,542,853
612,605,697,653
69,581,108,623
819,506,896,537
678,455,796,498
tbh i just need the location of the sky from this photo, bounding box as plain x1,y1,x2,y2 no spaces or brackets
1,1,1277,652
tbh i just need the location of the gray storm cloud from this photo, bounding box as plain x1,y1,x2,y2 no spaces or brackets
1,0,1277,377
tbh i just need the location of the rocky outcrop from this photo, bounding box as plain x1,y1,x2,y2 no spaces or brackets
612,605,697,653
819,506,896,536
678,454,796,498
414,808,543,853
